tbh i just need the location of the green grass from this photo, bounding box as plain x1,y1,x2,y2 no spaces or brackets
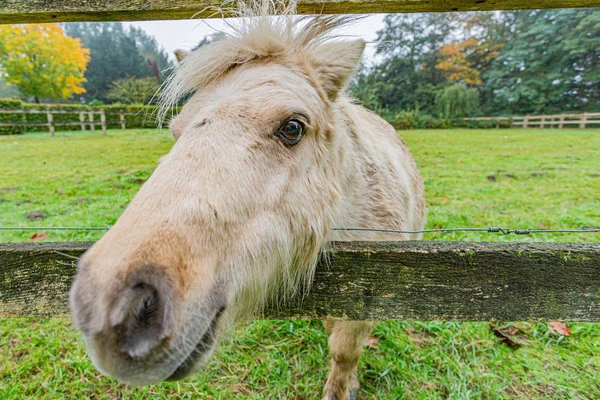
1,128,599,399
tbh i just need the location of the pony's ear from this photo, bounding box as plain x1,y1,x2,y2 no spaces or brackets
311,39,365,100
174,49,191,63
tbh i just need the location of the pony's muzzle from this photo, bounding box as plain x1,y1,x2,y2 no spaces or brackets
70,262,179,363
70,257,227,385
108,278,174,360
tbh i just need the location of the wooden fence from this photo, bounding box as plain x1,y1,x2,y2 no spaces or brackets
465,112,600,129
0,109,149,136
0,0,595,23
0,0,599,323
2,241,599,321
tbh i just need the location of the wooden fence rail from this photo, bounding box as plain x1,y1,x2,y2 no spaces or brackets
465,112,600,129
0,109,150,136
0,0,598,24
1,241,599,321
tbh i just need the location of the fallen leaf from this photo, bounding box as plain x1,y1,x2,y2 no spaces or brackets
364,336,379,350
30,233,48,242
406,329,433,347
549,322,571,336
491,323,528,349
27,211,46,221
57,189,65,194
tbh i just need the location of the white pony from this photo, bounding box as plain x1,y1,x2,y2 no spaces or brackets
70,3,425,398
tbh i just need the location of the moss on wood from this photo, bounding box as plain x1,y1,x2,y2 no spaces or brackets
0,0,598,24
1,241,599,321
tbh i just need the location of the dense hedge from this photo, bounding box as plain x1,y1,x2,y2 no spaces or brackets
0,99,26,134
388,110,514,130
0,99,179,135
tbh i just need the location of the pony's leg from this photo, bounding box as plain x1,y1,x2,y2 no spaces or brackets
322,320,377,400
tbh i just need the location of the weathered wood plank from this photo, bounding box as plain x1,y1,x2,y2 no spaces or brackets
2,241,599,320
0,0,599,24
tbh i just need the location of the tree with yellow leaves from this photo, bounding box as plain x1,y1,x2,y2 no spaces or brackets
436,38,484,86
0,24,90,103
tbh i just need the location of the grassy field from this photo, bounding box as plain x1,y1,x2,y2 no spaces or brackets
1,128,599,399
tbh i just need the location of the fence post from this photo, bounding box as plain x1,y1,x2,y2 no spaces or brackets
119,111,126,130
88,111,95,131
540,115,546,128
100,109,107,135
559,114,565,129
523,115,529,129
580,112,588,129
79,112,86,131
46,111,55,137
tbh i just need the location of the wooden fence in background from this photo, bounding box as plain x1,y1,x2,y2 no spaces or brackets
3,110,599,136
0,109,149,136
465,112,600,129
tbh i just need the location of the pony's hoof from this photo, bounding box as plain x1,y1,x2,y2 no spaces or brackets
322,391,358,400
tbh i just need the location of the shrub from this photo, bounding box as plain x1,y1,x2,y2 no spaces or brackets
392,110,453,130
393,111,417,130
106,77,159,105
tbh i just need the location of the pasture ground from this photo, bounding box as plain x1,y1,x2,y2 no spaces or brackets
1,128,599,398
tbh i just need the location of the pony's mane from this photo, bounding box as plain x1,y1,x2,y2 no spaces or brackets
156,0,360,125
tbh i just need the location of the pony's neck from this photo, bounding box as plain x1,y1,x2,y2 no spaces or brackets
329,96,370,234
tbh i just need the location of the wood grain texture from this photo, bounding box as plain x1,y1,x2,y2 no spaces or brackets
0,0,599,24
1,241,599,320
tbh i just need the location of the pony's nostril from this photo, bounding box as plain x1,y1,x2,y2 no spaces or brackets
131,284,159,328
115,283,170,359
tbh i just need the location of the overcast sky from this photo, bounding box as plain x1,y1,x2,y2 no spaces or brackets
125,14,386,63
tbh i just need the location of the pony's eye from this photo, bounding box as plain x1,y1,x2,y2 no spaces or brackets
277,119,304,145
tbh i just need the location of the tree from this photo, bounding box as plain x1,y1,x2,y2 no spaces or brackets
0,76,21,98
349,64,381,112
129,26,171,80
349,9,599,117
106,76,158,104
484,9,600,114
64,22,173,103
435,84,480,118
436,38,484,86
0,24,90,103
372,13,459,114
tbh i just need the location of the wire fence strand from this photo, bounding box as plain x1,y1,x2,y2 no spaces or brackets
332,227,600,235
0,226,599,235
0,227,111,231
